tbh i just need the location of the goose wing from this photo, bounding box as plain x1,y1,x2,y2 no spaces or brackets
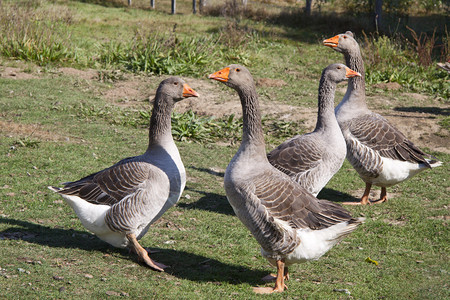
252,170,353,230
267,135,323,178
348,113,433,166
57,158,157,206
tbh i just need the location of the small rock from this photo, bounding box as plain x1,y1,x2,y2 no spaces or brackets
106,291,120,296
53,275,64,281
334,288,351,295
84,274,93,279
59,286,66,293
120,292,130,297
163,240,175,245
184,194,191,200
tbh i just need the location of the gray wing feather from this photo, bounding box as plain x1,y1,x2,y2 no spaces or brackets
349,114,434,167
253,171,354,230
268,135,323,179
56,159,153,206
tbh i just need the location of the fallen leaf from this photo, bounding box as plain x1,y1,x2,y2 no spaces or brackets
365,257,379,266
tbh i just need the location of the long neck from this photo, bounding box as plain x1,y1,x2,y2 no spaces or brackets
147,95,174,150
315,77,337,131
238,84,266,154
343,47,367,109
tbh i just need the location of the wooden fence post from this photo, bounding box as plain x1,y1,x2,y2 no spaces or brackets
150,0,155,9
171,0,176,14
193,0,197,14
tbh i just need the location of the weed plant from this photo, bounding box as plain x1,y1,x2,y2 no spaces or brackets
98,25,258,77
362,32,450,98
0,2,76,65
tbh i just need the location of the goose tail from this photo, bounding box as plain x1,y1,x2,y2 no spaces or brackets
331,217,365,242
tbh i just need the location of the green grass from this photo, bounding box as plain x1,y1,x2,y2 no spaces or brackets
0,0,449,298
1,68,448,300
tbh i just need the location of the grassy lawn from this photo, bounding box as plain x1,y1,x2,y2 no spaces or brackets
0,0,449,298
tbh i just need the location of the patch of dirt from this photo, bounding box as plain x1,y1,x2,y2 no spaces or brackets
58,67,98,80
101,79,153,107
427,215,450,222
382,218,407,226
373,82,402,90
0,67,38,80
0,120,81,143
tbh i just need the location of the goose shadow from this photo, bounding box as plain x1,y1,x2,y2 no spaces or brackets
317,187,360,203
393,106,449,116
0,217,268,285
150,248,268,285
0,217,107,250
179,188,235,216
188,166,225,178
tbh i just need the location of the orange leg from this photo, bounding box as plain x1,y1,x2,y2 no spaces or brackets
126,233,167,272
262,266,289,282
371,187,388,204
254,260,287,294
343,182,372,205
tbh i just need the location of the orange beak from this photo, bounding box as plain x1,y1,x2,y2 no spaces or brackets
182,83,199,98
323,35,339,48
208,67,230,82
345,67,361,78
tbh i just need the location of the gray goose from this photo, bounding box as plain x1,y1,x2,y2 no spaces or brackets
268,63,361,197
209,64,364,294
323,32,442,205
48,77,199,271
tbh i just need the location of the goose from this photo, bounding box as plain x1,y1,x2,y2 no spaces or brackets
48,77,199,271
323,31,442,205
209,64,364,294
268,63,361,197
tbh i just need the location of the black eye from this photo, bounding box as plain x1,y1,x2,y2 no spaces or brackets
343,36,347,39
337,66,341,69
236,68,241,72
174,82,178,86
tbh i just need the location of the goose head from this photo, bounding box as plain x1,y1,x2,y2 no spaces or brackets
323,31,358,54
156,77,199,103
323,63,361,83
208,64,254,91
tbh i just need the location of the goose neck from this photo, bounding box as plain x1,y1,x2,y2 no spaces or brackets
344,49,366,93
238,86,265,151
147,95,174,148
315,78,337,131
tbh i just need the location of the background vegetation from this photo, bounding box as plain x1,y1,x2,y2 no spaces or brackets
0,0,448,298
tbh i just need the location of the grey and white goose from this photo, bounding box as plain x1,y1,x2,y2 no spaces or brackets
268,63,361,197
209,64,364,294
48,77,199,271
323,32,442,205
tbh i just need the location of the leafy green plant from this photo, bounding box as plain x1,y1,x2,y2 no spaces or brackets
11,137,41,149
171,110,214,142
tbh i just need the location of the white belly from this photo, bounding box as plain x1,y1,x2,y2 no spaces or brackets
60,194,129,248
369,157,428,187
